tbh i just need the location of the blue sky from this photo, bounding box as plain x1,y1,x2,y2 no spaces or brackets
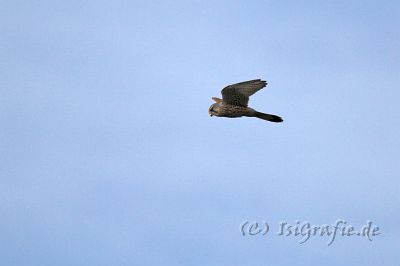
1,0,399,265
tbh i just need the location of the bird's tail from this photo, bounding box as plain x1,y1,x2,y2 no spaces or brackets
254,111,283,123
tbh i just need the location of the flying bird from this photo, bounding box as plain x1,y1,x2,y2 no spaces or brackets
208,79,283,122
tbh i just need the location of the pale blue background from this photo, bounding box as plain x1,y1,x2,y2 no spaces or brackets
1,1,399,265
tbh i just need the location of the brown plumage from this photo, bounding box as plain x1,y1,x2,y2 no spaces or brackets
208,79,283,123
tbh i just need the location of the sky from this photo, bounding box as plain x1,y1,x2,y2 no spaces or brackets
1,0,399,265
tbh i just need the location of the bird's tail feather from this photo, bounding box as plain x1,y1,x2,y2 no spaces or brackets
254,112,283,123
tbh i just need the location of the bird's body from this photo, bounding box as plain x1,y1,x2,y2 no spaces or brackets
212,104,255,118
208,79,283,123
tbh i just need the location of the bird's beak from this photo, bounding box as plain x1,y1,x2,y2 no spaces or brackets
209,114,213,117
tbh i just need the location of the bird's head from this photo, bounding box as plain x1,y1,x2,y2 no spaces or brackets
208,103,220,117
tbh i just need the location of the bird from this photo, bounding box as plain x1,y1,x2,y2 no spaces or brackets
208,79,283,122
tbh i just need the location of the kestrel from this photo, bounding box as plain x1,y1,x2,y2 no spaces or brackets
208,79,283,122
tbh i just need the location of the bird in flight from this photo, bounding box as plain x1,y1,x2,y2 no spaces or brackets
208,79,283,122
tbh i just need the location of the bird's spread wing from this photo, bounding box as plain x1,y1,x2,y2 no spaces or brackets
221,79,267,107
